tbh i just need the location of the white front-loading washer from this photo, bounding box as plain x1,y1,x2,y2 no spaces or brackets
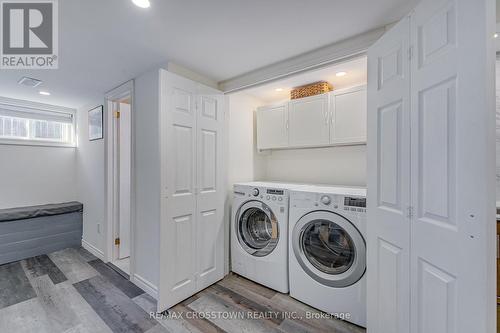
289,185,367,327
231,182,302,293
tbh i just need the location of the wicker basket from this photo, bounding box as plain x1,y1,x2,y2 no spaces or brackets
291,81,333,100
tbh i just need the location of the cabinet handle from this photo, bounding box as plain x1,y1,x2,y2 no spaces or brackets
285,120,289,130
324,111,329,126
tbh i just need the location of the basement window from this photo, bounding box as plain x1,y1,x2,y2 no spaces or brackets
0,99,76,147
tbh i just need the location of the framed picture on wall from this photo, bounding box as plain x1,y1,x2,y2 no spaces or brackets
88,105,103,141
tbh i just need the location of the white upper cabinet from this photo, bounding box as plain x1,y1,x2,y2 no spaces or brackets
256,104,289,150
330,86,367,145
256,85,366,150
289,93,330,147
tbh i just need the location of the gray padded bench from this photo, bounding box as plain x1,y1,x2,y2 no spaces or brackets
0,202,83,265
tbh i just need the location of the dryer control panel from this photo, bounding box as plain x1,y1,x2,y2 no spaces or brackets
343,197,367,213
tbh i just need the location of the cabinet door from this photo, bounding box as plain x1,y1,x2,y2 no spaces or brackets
256,104,288,150
289,93,329,147
331,86,367,145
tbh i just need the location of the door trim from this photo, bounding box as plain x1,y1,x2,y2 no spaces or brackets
104,80,135,276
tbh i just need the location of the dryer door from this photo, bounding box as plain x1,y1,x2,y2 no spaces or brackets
236,201,279,257
292,211,365,287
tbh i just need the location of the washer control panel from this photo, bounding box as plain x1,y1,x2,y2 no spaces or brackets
238,187,288,206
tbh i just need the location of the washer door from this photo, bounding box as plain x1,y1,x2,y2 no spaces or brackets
236,201,279,257
292,211,366,287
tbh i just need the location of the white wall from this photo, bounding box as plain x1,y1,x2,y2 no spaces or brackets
496,60,500,202
76,100,106,258
75,72,161,295
0,144,77,209
227,93,266,187
133,69,161,293
263,145,367,186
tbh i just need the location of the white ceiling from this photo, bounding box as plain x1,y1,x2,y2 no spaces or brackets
243,56,367,104
0,0,418,108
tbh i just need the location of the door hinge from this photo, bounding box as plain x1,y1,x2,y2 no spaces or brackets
114,111,120,119
407,206,414,219
115,238,120,246
408,46,414,60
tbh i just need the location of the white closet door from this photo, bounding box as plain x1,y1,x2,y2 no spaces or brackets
195,85,225,291
410,0,493,332
159,72,198,311
367,17,411,333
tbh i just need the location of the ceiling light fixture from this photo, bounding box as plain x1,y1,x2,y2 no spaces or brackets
132,0,151,8
495,33,499,38
275,88,284,92
39,91,51,96
336,71,347,77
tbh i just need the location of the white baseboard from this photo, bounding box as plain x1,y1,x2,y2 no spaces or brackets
81,239,105,261
132,274,158,300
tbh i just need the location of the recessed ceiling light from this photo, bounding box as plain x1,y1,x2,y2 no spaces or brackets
336,71,347,77
18,76,42,87
132,0,150,8
495,33,499,38
39,91,51,96
275,88,284,92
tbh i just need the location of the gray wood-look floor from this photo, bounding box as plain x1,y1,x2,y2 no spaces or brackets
0,247,365,333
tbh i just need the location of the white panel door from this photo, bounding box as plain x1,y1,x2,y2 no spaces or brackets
118,102,131,259
331,86,367,145
195,84,225,291
289,93,330,147
159,72,198,312
256,104,288,150
367,17,411,333
410,0,494,332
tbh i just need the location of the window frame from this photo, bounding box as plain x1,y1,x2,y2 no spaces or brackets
0,97,77,148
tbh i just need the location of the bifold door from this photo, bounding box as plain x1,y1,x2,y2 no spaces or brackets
367,17,411,333
158,72,225,312
367,0,494,332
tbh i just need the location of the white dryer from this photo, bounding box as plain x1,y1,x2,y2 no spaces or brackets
231,182,301,293
289,185,367,327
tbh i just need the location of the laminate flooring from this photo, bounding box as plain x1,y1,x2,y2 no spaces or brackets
0,247,365,333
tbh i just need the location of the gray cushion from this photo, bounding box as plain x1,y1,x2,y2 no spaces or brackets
0,202,83,222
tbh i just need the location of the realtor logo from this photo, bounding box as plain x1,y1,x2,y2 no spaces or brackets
1,0,58,69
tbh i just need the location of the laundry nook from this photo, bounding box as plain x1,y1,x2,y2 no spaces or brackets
0,0,496,332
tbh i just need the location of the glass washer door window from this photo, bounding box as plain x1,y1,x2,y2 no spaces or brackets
292,210,366,288
236,201,279,257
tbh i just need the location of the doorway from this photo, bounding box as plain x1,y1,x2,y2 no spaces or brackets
105,81,134,276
